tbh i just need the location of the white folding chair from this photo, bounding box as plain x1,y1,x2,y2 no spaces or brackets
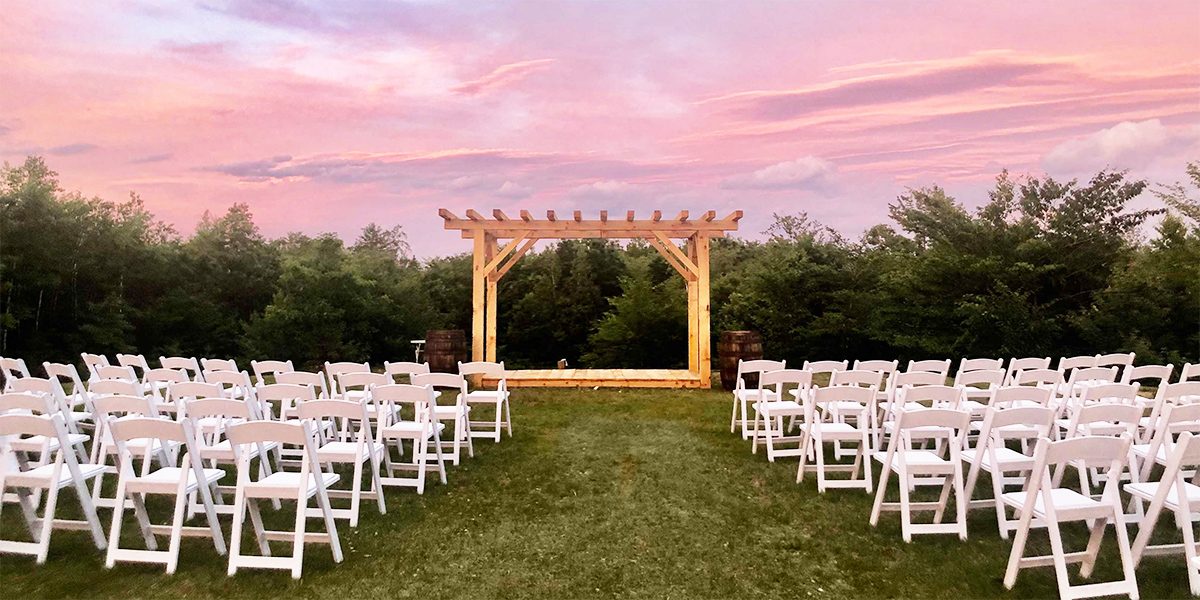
869,408,971,542
225,420,342,579
853,360,899,402
167,380,227,419
200,357,238,375
875,376,957,449
958,358,1003,375
1128,432,1200,595
750,369,812,461
1016,368,1064,393
802,360,848,383
89,392,177,509
159,356,204,382
797,384,876,492
827,369,885,458
95,364,139,383
411,373,474,465
1122,364,1173,388
7,378,90,462
373,383,447,493
295,398,386,526
181,397,278,513
962,405,1056,538
906,359,951,378
1002,435,1138,600
42,362,97,444
276,370,331,400
383,361,430,384
1133,402,1200,481
955,369,1006,417
458,361,512,443
1056,366,1120,410
1056,383,1140,440
104,417,226,573
250,359,295,387
81,353,111,382
335,371,392,424
1095,352,1135,381
116,354,157,391
144,367,188,405
325,361,370,399
730,359,785,439
0,413,108,563
1,356,31,391
204,369,257,405
259,383,317,424
1006,357,1052,385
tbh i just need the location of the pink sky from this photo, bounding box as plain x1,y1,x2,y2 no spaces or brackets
2,1,1198,257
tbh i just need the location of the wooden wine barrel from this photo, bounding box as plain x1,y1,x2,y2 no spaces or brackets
718,330,763,391
426,329,467,373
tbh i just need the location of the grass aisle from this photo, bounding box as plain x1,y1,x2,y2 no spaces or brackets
0,388,1191,598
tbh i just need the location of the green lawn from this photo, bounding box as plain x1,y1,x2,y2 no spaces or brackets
1,388,1191,598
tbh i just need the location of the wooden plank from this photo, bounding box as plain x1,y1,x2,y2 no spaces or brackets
687,236,698,374
647,237,697,281
600,210,608,222
652,210,662,222
471,232,486,363
438,208,459,222
573,210,582,222
493,209,510,221
493,237,537,281
458,228,731,239
466,209,484,221
485,237,498,363
520,210,534,222
483,232,531,276
702,210,716,222
728,210,744,222
486,369,703,388
651,231,698,276
626,210,635,221
546,210,557,221
696,234,711,388
675,210,689,222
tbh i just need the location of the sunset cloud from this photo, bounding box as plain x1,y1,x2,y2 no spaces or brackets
1043,119,1200,174
453,59,557,95
722,156,835,190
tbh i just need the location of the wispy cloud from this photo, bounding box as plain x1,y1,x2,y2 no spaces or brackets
47,143,98,156
452,59,556,95
722,156,835,190
130,152,173,164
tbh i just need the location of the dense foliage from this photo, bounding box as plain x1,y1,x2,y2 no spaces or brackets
2,156,1196,370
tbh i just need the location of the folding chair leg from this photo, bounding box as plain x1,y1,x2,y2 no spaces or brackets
165,491,189,574
1045,518,1074,600
291,490,307,579
1004,508,1034,589
349,459,364,527
35,484,61,564
504,398,512,437
898,471,913,543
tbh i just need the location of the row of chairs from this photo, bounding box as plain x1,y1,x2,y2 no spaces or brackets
0,353,513,578
732,356,1200,599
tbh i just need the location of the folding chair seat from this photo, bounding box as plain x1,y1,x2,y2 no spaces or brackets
1006,357,1052,385
955,369,1006,416
159,356,205,382
458,361,512,442
225,420,343,579
1,356,32,391
869,408,971,541
0,413,108,563
294,398,386,526
251,359,295,387
797,384,876,492
962,405,1056,538
383,361,430,384
730,359,785,439
373,383,447,493
906,359,951,378
1128,432,1200,595
412,372,474,465
1002,435,1139,600
749,369,812,460
104,417,226,573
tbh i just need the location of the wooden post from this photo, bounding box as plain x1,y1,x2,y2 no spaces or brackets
471,231,486,363
686,236,698,375
485,236,498,363
696,234,711,388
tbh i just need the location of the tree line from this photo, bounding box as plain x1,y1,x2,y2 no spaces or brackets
2,156,1196,372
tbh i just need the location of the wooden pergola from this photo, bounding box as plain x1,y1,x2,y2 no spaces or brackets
439,209,742,388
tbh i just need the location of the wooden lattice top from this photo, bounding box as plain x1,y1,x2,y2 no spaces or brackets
438,209,742,239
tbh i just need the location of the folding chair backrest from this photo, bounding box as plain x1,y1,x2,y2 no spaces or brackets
459,361,505,378
0,412,60,438
958,358,1002,373
891,370,945,388
1066,403,1141,438
204,370,256,399
1160,381,1200,405
906,359,951,376
830,369,883,388
337,372,389,395
116,354,151,378
383,361,430,383
1058,355,1097,373
0,391,54,414
145,368,188,395
96,365,138,382
226,419,309,447
1005,357,1051,383
159,356,204,381
169,381,225,401
759,369,812,396
812,384,874,407
250,359,295,386
895,408,970,434
81,353,111,378
43,362,86,396
1181,363,1200,383
1095,352,1135,368
0,356,31,390
1124,364,1173,387
326,361,370,391
9,376,64,398
1080,382,1140,405
411,372,467,391
183,397,257,422
899,384,961,409
200,358,238,374
982,405,1056,438
852,359,898,375
735,359,785,389
1042,434,1131,468
802,360,848,375
108,415,189,445
1014,368,1061,388
1067,366,1119,388
90,379,145,398
990,385,1053,408
275,370,330,398
954,368,1004,388
371,383,436,423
